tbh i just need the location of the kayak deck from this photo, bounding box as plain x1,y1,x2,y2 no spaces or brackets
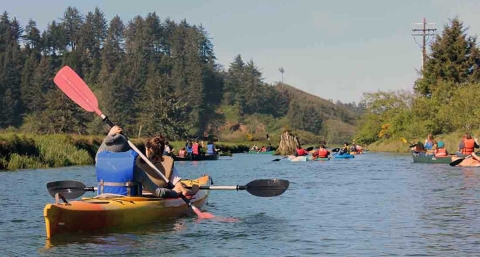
44,176,209,239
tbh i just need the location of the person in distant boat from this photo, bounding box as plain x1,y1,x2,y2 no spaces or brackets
164,140,174,157
260,146,267,152
96,126,182,198
424,134,437,155
206,140,217,155
312,145,330,159
186,141,193,157
434,141,448,157
457,133,479,156
350,141,357,153
266,143,272,151
411,141,426,155
192,139,201,157
294,145,309,156
338,142,350,155
178,147,187,158
137,134,199,196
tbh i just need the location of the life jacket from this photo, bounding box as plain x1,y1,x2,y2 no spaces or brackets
186,145,193,153
178,149,186,158
318,148,329,158
96,150,141,196
261,147,266,152
424,141,434,150
462,138,475,155
192,143,199,155
207,144,215,154
435,148,448,157
296,148,307,156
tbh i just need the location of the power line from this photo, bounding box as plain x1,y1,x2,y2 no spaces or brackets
412,17,437,73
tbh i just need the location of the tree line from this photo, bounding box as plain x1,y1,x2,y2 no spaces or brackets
355,17,480,144
0,7,360,142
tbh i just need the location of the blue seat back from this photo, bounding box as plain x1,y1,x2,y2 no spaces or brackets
96,150,140,196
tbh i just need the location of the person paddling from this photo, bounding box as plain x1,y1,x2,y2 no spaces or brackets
457,132,479,156
294,145,309,156
96,126,184,198
312,145,330,159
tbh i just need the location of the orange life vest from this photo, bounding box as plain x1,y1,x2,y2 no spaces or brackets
318,148,329,158
192,143,199,155
178,149,186,158
435,148,447,157
296,148,307,156
462,138,475,155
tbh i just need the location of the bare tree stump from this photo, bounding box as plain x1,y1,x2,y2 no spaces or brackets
275,130,300,155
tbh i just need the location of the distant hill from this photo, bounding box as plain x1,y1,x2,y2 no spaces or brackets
275,83,359,125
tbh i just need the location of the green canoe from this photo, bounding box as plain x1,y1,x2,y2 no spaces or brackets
412,154,454,164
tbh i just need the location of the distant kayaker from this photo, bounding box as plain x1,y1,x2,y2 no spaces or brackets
206,140,216,155
312,145,330,159
96,126,196,198
294,145,308,156
424,134,437,155
457,133,479,156
338,142,350,155
178,147,187,158
434,141,448,157
164,140,174,157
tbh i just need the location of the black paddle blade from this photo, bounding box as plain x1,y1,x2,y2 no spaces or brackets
46,180,89,199
305,146,314,151
450,157,466,167
245,179,290,197
331,148,340,152
272,158,281,161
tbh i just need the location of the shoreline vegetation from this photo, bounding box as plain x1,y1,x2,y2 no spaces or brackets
0,133,262,171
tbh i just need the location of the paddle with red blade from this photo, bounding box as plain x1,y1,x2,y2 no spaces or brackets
53,66,214,219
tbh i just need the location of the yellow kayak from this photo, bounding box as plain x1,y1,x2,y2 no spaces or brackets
44,176,210,239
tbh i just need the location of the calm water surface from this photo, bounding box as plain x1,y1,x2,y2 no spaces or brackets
2,152,480,256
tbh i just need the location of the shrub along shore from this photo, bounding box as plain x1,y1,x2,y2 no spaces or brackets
0,133,258,171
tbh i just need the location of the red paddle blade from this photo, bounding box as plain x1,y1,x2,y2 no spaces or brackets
192,206,215,219
53,66,101,115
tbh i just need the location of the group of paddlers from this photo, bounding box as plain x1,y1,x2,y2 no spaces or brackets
410,132,480,166
168,139,218,158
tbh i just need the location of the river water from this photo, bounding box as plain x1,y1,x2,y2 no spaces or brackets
2,152,480,256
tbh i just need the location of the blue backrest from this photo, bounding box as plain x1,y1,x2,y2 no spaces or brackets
96,150,140,196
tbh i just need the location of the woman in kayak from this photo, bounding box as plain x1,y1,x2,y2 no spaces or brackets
312,145,330,159
138,134,199,196
96,126,197,197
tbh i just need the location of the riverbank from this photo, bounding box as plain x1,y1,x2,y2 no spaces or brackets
0,133,265,171
366,130,480,154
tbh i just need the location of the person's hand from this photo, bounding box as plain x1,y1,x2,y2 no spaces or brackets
108,125,122,136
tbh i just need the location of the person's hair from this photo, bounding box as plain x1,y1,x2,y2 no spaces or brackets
427,134,434,141
145,134,166,161
465,133,472,139
320,144,326,148
344,142,349,146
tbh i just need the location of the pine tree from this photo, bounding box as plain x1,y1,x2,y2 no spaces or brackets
415,17,480,97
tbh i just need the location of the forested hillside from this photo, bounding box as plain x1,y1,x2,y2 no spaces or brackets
0,7,362,144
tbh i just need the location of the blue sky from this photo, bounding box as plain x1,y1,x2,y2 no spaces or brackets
3,0,480,103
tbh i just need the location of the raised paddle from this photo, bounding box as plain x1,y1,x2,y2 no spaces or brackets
47,179,290,199
449,155,471,166
53,66,214,219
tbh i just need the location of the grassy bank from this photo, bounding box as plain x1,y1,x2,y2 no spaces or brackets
0,133,266,171
366,130,480,154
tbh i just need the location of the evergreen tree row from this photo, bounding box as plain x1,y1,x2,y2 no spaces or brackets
0,7,358,141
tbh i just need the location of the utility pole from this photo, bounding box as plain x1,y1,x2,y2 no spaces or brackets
279,67,284,85
412,18,436,72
